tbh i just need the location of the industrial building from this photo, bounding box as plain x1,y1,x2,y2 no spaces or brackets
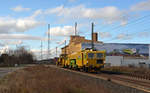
61,33,150,68
61,33,102,55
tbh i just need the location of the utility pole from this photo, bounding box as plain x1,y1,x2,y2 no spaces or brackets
56,47,57,57
75,22,77,35
48,24,50,59
41,40,43,60
64,40,67,65
91,22,94,50
64,40,66,55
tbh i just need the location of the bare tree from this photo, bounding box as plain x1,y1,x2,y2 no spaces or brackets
0,46,35,67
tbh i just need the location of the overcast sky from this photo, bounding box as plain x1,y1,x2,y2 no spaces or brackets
0,0,150,59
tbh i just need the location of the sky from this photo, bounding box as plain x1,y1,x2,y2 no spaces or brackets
0,0,150,59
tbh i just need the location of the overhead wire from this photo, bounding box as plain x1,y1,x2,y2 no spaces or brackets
104,26,150,43
101,13,150,43
101,13,150,33
54,0,71,56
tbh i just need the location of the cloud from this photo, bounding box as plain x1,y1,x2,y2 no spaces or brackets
0,46,9,54
0,40,23,52
6,40,23,45
48,26,75,36
116,33,132,40
0,43,5,47
0,34,44,40
0,16,44,33
11,5,30,12
138,32,150,37
56,37,68,45
114,31,150,40
45,5,128,24
31,47,61,59
29,10,43,19
1,40,23,46
99,32,112,39
45,5,64,15
120,20,128,26
131,0,150,11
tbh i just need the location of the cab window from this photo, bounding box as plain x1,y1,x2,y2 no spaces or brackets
88,53,94,59
96,53,103,58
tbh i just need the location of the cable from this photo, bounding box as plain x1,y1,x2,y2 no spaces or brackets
99,13,150,43
100,13,150,33
104,26,150,43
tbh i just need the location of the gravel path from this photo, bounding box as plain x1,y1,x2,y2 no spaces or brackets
0,67,20,78
0,65,33,78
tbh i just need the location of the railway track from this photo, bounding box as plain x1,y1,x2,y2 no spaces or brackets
97,74,150,92
101,70,150,80
47,65,150,93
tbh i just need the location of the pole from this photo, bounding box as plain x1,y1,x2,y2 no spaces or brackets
65,40,66,55
56,47,57,57
48,24,50,59
41,40,43,60
75,22,77,35
64,40,67,65
91,22,94,50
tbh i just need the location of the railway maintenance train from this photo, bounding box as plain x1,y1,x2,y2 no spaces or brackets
57,49,106,72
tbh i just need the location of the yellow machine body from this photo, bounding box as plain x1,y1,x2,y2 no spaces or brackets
57,50,106,71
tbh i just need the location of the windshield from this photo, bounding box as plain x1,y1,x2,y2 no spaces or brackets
96,53,103,58
88,53,94,58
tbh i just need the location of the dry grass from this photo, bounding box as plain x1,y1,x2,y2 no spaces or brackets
0,65,109,93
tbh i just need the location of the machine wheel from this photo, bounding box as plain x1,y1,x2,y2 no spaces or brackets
83,66,88,72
